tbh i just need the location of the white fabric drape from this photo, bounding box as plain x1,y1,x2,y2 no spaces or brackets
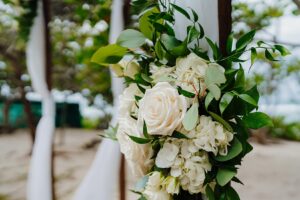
26,2,55,200
174,0,219,46
72,0,125,199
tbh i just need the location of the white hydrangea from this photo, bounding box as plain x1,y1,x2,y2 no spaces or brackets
143,172,171,200
192,115,234,156
150,63,175,83
173,53,208,96
156,139,212,194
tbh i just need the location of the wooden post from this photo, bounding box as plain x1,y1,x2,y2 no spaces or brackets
218,0,232,56
42,0,55,200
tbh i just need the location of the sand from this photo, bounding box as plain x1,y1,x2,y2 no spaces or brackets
0,129,300,200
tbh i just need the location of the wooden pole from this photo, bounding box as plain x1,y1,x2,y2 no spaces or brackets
218,0,232,56
42,0,55,200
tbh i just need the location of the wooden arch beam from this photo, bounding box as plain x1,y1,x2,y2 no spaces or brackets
218,0,232,56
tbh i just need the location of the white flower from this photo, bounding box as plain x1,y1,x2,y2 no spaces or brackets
137,82,188,136
111,59,140,79
163,176,180,195
150,63,175,83
193,116,234,156
117,117,153,178
179,152,211,194
117,84,152,178
144,172,171,200
173,53,208,95
156,142,179,168
118,84,140,119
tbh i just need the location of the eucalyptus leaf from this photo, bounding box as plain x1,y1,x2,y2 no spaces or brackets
183,103,199,131
117,29,147,48
91,44,127,65
207,84,221,100
243,112,273,129
135,175,149,192
215,138,243,162
216,168,237,186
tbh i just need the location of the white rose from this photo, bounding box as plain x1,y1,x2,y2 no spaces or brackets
163,176,180,195
117,117,153,178
155,142,179,168
173,53,208,95
137,82,188,136
118,84,140,119
111,59,140,79
144,172,171,200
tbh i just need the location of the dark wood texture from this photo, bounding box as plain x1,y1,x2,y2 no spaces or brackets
218,0,232,56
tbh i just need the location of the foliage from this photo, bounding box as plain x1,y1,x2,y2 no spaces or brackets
91,0,288,199
268,117,300,141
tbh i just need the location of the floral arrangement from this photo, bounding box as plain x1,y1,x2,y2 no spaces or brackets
91,1,289,199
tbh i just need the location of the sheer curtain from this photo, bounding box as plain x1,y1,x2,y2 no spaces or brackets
26,2,55,200
72,0,125,199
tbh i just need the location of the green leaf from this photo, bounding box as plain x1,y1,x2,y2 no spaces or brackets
206,37,221,60
139,7,159,40
205,185,215,200
250,48,257,67
205,92,214,109
155,40,165,60
177,86,195,98
208,111,233,132
91,44,127,65
235,65,245,88
220,92,234,114
160,34,188,56
187,26,200,43
207,84,221,100
135,175,149,192
191,8,199,22
205,64,226,86
243,112,273,129
226,186,240,200
216,169,237,186
141,73,153,83
239,94,257,106
236,30,256,50
128,134,151,144
205,64,226,100
274,44,291,56
171,3,190,19
171,131,189,139
143,121,150,138
117,29,147,48
265,49,278,61
226,34,233,54
183,103,199,131
215,138,243,162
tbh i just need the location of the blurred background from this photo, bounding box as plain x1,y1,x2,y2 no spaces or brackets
0,0,299,200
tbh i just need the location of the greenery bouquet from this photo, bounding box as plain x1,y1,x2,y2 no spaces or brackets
91,0,289,199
